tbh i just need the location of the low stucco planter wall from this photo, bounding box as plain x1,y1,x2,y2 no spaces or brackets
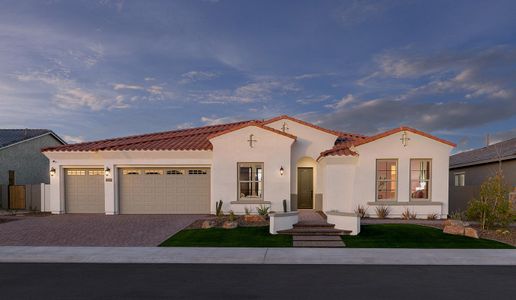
269,211,299,234
366,202,445,219
326,211,360,235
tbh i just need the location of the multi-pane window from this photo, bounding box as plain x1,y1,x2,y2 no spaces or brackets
454,172,465,187
167,169,185,175
67,170,86,176
145,170,164,175
123,170,141,175
376,159,397,201
410,159,431,200
189,169,207,175
88,170,104,176
238,163,264,200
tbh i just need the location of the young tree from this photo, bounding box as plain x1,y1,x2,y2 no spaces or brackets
466,172,511,230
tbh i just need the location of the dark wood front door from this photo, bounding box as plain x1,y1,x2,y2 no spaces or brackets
297,167,313,209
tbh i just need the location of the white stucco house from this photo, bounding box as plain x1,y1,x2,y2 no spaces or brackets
42,115,455,220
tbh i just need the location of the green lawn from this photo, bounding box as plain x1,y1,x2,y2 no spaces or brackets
159,226,292,247
160,224,514,248
343,224,514,249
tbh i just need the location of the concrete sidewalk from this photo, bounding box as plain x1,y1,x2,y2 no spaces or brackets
0,246,515,265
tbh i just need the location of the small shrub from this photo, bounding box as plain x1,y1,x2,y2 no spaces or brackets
244,207,252,215
354,205,368,218
228,210,236,222
409,211,417,220
401,207,411,220
466,173,511,229
427,213,438,220
256,205,270,216
449,210,466,221
215,200,223,217
375,205,390,218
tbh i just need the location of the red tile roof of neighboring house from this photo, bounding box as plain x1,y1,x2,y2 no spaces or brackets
352,126,456,148
42,120,257,152
208,121,297,140
262,115,366,140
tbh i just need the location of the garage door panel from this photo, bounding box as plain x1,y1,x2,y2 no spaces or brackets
119,168,210,214
65,168,104,213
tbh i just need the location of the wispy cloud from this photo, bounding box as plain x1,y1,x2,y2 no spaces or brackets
325,94,355,109
179,71,218,84
63,135,85,144
297,94,331,105
201,116,243,125
113,83,144,90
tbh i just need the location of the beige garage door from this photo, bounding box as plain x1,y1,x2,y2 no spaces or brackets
118,168,210,214
64,168,105,213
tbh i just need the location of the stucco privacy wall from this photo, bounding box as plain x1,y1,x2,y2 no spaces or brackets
210,125,294,214
0,134,62,208
266,119,337,199
353,132,453,217
321,156,358,213
44,150,212,214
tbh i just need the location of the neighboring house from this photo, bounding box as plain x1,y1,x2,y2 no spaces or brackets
43,115,455,218
0,129,66,209
449,137,516,213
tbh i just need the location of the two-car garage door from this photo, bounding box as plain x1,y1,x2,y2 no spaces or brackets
64,167,210,214
118,167,210,214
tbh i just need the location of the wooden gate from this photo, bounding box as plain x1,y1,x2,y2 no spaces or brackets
9,185,26,209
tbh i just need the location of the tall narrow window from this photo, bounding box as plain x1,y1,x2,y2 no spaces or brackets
410,159,431,200
376,159,397,201
454,172,465,187
238,163,264,200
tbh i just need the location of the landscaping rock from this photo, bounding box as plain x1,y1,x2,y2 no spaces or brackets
464,227,479,239
222,221,238,229
244,215,266,223
443,224,465,236
201,220,217,229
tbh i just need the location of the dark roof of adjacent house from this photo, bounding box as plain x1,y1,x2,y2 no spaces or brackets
0,129,65,150
450,137,516,168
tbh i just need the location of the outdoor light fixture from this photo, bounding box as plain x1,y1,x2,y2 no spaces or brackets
50,167,56,177
280,166,284,176
105,167,111,177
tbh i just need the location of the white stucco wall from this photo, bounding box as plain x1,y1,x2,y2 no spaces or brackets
210,126,294,214
320,156,358,212
352,132,453,217
265,119,338,196
44,150,212,214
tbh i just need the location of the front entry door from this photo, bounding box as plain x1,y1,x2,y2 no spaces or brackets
297,167,313,209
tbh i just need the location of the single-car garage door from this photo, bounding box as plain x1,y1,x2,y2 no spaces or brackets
118,167,210,214
64,168,105,213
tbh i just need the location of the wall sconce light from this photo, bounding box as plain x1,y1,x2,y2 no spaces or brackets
50,167,56,177
280,166,284,176
105,167,111,177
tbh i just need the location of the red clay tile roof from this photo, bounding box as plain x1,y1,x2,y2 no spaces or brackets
208,121,297,141
317,142,358,161
352,126,456,148
262,115,366,140
42,120,257,152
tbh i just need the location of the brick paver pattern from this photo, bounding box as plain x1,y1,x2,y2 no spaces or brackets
0,214,204,246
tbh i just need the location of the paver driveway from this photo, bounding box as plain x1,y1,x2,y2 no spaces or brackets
0,214,205,246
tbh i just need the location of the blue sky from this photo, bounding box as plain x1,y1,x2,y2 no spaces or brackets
0,0,515,152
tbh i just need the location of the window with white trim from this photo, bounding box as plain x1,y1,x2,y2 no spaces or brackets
454,172,465,187
238,163,263,200
410,159,431,200
376,159,397,201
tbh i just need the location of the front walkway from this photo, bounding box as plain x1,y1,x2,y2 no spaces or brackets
0,214,205,246
0,246,514,265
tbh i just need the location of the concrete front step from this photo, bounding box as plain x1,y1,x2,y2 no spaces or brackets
293,235,343,241
293,222,335,228
293,240,346,248
278,228,350,236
